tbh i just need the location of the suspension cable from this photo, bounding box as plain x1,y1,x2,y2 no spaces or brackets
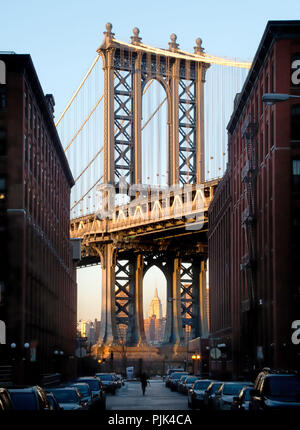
55,54,101,127
71,175,103,211
64,93,104,152
74,147,104,183
142,96,167,131
113,39,252,69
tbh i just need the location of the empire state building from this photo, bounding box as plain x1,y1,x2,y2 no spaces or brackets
149,288,163,319
144,288,166,345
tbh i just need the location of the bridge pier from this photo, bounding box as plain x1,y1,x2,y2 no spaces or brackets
97,243,118,346
126,253,147,346
97,246,209,349
163,256,184,345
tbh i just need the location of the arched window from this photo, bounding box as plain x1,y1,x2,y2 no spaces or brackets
143,265,166,345
142,79,168,187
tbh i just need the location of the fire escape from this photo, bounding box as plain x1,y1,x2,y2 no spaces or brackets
240,114,258,374
240,114,258,307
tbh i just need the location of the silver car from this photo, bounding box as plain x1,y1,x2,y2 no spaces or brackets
188,379,214,409
213,381,254,410
49,387,85,410
69,383,93,408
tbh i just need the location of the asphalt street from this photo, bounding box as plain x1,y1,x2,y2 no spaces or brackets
106,379,189,410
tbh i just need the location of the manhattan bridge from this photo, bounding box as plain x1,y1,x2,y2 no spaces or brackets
56,24,251,361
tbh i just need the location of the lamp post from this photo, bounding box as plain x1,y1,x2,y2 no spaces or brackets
53,349,64,377
191,354,200,375
10,342,31,384
262,92,300,105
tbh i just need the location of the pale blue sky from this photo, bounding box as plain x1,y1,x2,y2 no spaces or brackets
1,0,299,321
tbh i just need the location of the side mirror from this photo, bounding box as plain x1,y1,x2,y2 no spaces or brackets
233,396,239,402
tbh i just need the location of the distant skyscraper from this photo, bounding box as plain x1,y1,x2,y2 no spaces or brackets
149,287,163,319
144,288,165,345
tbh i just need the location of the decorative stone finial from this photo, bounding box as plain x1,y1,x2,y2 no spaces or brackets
104,22,115,40
194,37,204,54
169,33,179,51
131,27,142,45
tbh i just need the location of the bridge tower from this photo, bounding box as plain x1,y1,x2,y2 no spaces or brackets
91,24,211,351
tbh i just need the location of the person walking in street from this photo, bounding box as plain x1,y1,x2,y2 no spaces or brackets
140,372,149,396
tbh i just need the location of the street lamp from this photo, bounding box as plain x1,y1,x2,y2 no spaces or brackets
262,93,300,105
191,354,201,374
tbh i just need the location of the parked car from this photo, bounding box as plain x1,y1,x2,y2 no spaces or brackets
76,376,106,409
182,376,200,395
46,392,63,411
169,372,189,391
213,381,253,411
95,373,118,394
203,381,222,409
8,386,51,410
188,379,214,409
69,382,93,408
111,373,122,389
0,388,13,410
231,386,252,411
165,369,185,387
249,369,300,411
177,375,189,394
47,387,85,410
116,374,125,387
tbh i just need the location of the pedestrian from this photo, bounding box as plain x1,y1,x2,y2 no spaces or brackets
140,372,149,396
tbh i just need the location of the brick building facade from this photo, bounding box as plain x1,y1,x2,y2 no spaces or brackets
0,54,77,381
209,21,300,379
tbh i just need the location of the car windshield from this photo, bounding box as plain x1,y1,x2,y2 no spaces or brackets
79,380,100,391
223,384,245,395
9,392,37,410
186,377,198,384
179,376,187,382
172,373,188,380
97,374,113,381
267,376,300,400
51,389,79,404
209,383,222,393
194,381,211,390
72,385,90,396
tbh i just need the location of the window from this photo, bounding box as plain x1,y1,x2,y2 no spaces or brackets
291,104,300,140
292,159,300,192
0,129,6,156
271,62,274,92
0,87,6,110
28,102,32,129
33,109,36,136
0,177,6,202
28,144,31,172
265,121,269,156
24,89,28,119
271,111,274,148
265,74,269,94
24,135,27,162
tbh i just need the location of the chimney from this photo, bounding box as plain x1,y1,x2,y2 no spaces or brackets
45,94,55,118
